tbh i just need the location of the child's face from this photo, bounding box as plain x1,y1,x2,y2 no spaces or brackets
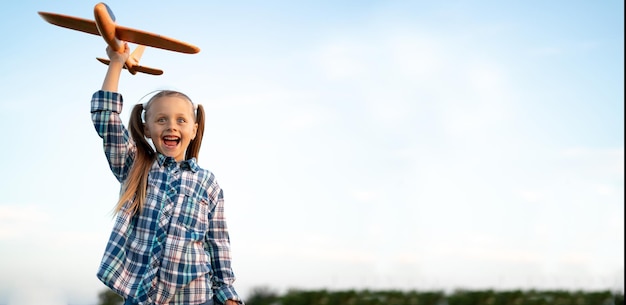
144,96,198,162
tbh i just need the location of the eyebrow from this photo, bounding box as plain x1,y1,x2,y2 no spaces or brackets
152,112,193,117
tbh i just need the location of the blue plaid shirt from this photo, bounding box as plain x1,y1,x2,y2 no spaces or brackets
91,90,242,305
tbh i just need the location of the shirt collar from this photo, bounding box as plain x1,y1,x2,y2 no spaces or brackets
155,153,199,172
181,158,200,172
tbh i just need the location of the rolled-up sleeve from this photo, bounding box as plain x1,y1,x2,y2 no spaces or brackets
90,90,135,182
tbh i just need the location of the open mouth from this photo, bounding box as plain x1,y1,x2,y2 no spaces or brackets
163,135,181,148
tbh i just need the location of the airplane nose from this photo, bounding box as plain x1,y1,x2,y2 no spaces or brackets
101,2,116,21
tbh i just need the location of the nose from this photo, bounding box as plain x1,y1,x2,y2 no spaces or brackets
166,121,177,131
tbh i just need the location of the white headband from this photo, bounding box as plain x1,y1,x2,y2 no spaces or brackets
138,89,199,121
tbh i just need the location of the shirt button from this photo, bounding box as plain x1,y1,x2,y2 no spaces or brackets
167,189,176,195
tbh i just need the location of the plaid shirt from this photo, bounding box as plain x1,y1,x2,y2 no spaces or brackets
91,90,241,305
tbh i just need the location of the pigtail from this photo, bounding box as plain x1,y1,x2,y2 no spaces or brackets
114,103,155,216
186,104,205,160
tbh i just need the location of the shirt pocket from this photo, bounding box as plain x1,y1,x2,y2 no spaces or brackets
177,189,210,235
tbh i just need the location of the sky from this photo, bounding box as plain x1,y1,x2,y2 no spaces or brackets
0,1,623,304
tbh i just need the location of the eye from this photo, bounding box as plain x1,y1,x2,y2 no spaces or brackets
177,118,187,123
157,117,166,123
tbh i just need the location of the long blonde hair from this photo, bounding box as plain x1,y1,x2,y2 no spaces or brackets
114,91,205,215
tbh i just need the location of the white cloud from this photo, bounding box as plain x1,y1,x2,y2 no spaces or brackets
386,33,442,80
315,43,368,81
350,189,381,203
0,205,49,222
517,189,546,203
560,147,624,175
308,28,519,146
0,205,50,240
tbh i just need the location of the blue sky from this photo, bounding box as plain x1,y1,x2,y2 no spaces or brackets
0,1,623,304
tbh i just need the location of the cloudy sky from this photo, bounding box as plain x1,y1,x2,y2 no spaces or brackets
0,1,623,304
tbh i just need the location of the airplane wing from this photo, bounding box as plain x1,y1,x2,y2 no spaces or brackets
38,12,200,54
115,25,199,54
38,12,100,36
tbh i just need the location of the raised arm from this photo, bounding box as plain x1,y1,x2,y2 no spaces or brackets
92,42,136,182
102,43,131,92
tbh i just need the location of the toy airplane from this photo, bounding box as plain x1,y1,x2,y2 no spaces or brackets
38,2,200,75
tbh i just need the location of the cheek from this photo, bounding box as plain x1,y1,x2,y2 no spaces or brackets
144,123,160,138
184,124,196,134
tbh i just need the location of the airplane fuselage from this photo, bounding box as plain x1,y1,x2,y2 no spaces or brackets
93,2,138,73
94,3,121,52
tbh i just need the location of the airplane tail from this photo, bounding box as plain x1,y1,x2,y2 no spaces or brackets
96,58,163,75
130,45,146,64
96,45,163,75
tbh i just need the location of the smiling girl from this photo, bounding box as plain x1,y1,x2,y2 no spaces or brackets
91,43,242,305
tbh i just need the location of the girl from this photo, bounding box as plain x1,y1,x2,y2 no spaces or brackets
91,43,242,305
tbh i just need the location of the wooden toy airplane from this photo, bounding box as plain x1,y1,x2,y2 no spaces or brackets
38,2,200,75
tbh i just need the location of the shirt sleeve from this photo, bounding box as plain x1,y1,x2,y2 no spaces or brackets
90,90,136,183
205,182,243,304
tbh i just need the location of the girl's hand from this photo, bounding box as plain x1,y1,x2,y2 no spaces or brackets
106,42,130,64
